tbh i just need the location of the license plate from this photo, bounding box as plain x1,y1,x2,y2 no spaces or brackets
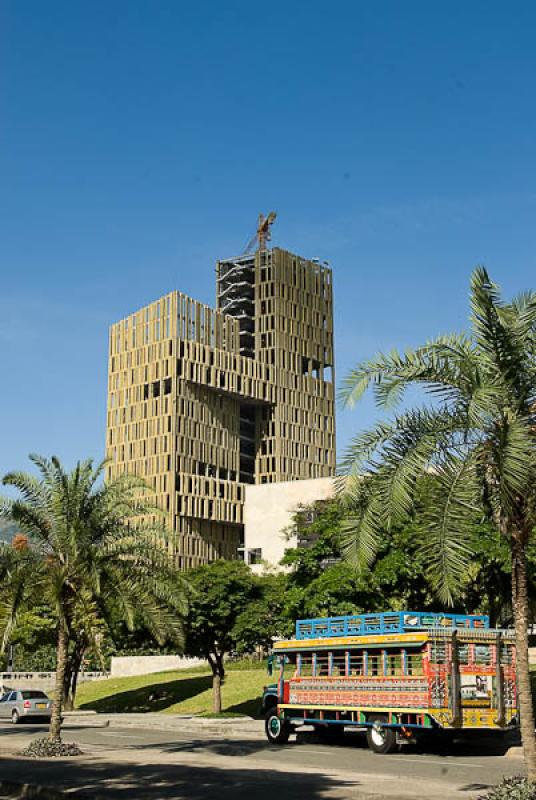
36,703,46,709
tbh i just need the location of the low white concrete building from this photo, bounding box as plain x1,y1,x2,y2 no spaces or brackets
110,655,204,678
243,477,335,573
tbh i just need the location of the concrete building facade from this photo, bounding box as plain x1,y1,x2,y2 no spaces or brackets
243,477,336,573
106,245,335,568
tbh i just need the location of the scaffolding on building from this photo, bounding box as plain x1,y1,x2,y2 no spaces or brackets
216,254,256,358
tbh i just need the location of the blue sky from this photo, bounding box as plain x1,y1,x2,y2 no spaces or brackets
1,1,536,477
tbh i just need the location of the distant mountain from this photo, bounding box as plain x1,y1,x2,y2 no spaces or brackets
0,519,17,544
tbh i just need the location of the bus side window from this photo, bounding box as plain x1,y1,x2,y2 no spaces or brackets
430,641,447,664
332,651,346,676
457,644,469,665
407,653,424,676
369,654,381,676
474,644,491,665
283,654,297,678
386,651,403,676
349,652,364,676
316,653,329,676
300,654,314,677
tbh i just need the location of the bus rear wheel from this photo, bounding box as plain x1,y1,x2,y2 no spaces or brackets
366,718,397,754
265,711,291,745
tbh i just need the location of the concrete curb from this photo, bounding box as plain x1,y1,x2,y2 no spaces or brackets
58,711,110,729
101,714,263,738
62,719,110,729
62,711,97,717
65,712,263,737
97,713,256,724
109,721,261,739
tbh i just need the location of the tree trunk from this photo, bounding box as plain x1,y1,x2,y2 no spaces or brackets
70,657,81,710
63,643,74,713
49,621,68,742
511,534,536,782
208,653,225,714
212,670,222,714
63,639,85,711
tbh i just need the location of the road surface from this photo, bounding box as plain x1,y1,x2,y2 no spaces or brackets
0,721,525,799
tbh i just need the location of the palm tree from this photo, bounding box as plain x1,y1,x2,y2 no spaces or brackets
0,535,36,655
339,268,536,779
0,455,189,746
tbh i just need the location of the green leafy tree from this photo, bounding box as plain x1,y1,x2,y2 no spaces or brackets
9,606,57,671
281,499,346,584
233,573,288,653
0,455,189,747
185,560,258,713
339,268,536,779
281,495,434,621
298,563,372,617
462,526,536,627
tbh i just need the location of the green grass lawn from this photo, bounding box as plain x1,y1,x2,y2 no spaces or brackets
75,660,269,717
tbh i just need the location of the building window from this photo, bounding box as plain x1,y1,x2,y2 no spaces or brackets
247,548,262,565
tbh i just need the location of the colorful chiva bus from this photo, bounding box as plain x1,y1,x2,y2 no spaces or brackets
264,611,518,753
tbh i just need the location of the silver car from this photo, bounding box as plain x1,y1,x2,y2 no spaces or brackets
0,689,52,724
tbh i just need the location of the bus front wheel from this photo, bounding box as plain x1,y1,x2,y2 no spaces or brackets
366,718,397,754
265,711,291,745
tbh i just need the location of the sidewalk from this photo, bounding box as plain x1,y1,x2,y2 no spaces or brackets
63,712,264,739
0,740,487,800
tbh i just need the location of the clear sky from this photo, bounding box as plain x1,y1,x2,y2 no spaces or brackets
1,1,535,477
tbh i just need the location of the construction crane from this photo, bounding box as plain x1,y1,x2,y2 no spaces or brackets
242,211,277,255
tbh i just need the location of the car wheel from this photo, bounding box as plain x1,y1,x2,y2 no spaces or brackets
366,716,397,754
265,711,291,744
11,710,20,725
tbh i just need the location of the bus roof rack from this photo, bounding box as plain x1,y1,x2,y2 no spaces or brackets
295,611,490,640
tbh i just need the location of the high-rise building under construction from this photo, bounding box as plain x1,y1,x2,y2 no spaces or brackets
106,225,335,568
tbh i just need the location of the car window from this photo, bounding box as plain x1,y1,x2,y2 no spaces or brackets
7,692,17,701
21,691,48,700
0,694,7,702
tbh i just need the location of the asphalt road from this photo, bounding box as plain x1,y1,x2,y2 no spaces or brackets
0,721,525,799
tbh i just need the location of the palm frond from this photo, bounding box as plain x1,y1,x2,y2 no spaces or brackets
417,455,479,604
340,494,385,570
480,414,535,522
339,334,479,412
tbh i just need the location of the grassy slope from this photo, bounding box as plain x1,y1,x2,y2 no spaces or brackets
75,661,268,717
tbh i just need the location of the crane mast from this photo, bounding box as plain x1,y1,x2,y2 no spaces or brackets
242,211,277,254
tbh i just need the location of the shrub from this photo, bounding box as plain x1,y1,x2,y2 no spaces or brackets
479,777,536,800
21,738,83,758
